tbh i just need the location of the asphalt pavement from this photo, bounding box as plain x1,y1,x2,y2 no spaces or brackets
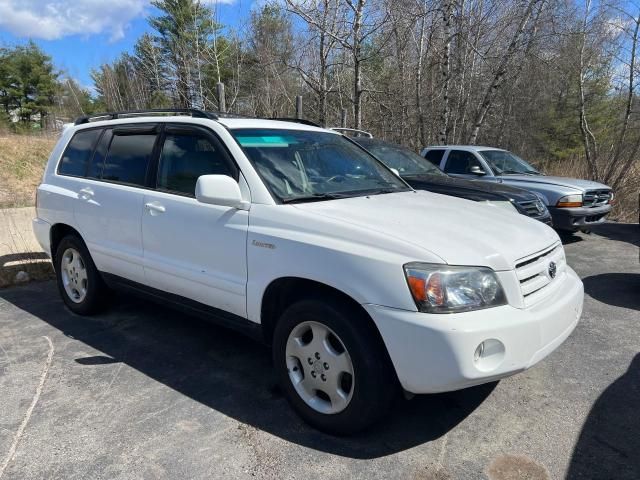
0,223,638,479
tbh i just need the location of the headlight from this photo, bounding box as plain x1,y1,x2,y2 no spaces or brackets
556,194,582,208
484,200,518,213
404,263,507,313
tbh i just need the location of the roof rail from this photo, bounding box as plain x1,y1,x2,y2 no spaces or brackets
269,117,322,128
330,127,373,138
74,108,218,125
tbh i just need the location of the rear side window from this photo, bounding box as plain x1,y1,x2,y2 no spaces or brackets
157,133,234,195
102,134,157,186
424,149,445,167
58,129,102,176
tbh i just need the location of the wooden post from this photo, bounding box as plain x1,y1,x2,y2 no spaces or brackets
217,82,226,113
341,108,347,128
295,95,303,119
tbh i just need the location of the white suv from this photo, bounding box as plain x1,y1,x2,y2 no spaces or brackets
34,110,584,434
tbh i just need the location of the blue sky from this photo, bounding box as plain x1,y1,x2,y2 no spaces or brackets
0,0,256,90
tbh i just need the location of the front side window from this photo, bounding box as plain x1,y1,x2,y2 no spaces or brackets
102,134,157,186
58,129,102,176
479,150,540,175
232,129,409,203
360,141,445,176
444,150,483,175
157,133,234,195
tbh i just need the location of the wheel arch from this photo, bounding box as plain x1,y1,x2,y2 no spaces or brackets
49,223,83,265
260,278,395,374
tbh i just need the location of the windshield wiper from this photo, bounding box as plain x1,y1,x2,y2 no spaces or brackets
281,192,353,204
361,187,401,196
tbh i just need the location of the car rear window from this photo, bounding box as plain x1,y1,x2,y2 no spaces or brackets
58,129,103,177
102,134,157,186
424,149,445,167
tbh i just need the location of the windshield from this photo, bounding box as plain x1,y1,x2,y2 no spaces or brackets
359,141,446,177
232,129,410,202
479,150,540,175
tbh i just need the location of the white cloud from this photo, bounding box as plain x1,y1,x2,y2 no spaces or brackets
0,0,148,41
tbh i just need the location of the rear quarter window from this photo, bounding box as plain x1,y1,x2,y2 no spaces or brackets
58,129,103,177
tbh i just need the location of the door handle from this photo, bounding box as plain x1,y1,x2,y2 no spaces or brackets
144,202,166,215
78,187,94,200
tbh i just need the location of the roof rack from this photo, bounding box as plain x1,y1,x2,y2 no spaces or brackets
330,127,373,138
74,108,218,125
269,117,322,128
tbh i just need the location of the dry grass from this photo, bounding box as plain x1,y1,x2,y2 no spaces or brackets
538,157,639,223
0,134,57,287
0,134,57,208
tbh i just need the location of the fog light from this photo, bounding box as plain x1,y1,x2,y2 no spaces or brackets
473,338,506,372
474,342,485,362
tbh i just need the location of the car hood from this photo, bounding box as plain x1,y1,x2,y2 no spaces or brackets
403,174,538,202
292,190,559,271
496,174,611,191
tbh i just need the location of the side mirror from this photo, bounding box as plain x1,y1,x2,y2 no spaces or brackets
195,175,249,210
470,165,486,176
390,168,401,177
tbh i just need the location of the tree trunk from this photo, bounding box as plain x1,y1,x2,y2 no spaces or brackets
467,0,542,144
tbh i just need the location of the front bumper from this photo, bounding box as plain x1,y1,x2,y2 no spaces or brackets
548,204,611,231
365,266,583,394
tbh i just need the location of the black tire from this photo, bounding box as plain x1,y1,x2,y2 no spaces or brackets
54,234,107,315
273,297,397,435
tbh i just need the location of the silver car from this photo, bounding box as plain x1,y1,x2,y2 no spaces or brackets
421,145,613,232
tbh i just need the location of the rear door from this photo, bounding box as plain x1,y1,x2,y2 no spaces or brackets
74,124,160,283
141,124,249,317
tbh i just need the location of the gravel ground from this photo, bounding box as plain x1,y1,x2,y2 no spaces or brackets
0,223,638,480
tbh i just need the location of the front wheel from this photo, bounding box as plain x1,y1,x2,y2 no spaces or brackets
273,298,397,435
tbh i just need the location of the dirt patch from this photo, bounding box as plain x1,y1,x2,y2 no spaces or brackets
487,454,550,480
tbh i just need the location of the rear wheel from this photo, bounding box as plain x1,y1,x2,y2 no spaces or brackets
273,297,397,435
54,235,107,315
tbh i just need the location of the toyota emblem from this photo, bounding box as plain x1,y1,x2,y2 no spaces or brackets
548,261,557,279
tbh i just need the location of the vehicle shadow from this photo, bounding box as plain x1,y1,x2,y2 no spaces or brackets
592,223,639,247
558,231,584,245
566,354,640,479
0,282,495,459
582,273,640,310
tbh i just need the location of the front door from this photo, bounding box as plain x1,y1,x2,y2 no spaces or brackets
442,149,489,180
141,124,249,317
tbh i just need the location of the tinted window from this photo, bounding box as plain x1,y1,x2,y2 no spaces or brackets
157,133,234,195
444,150,483,174
359,141,444,176
424,149,445,167
87,129,111,179
58,129,102,176
102,134,157,186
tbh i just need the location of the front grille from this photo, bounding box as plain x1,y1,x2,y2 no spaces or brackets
515,243,566,306
583,189,611,207
518,199,547,218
